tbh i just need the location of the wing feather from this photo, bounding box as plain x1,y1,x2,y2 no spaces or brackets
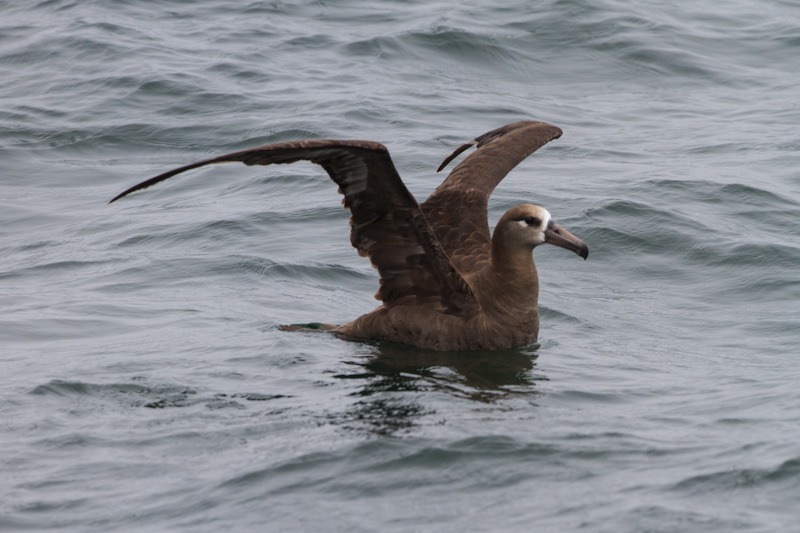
111,139,472,312
421,121,563,273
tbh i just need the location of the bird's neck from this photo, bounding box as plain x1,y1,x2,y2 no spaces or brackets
481,237,540,315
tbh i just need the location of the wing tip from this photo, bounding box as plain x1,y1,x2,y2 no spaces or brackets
108,181,154,204
436,141,477,173
107,172,173,204
436,120,562,173
107,156,231,205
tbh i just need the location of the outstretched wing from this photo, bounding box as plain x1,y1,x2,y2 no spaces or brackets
421,121,563,274
111,139,473,312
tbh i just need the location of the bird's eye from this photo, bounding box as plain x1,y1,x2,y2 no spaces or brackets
524,217,540,226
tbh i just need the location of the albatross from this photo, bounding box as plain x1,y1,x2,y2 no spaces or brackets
110,120,588,351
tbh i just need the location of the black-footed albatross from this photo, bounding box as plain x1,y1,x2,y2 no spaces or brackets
110,120,588,351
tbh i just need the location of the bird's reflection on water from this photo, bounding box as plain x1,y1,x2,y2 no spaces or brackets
332,340,545,436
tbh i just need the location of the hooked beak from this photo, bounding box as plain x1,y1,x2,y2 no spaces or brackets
544,220,589,259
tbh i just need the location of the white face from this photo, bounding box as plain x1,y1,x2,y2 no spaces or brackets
515,207,552,246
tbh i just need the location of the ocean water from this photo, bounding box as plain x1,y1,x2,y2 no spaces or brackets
1,0,799,531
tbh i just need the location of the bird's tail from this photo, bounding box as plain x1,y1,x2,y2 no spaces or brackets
280,323,339,333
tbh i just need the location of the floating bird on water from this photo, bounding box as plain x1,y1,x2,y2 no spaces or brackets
111,121,588,350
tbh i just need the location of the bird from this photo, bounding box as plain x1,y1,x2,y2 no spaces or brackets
110,120,588,351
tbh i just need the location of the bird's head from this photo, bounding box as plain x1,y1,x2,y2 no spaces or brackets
498,204,588,259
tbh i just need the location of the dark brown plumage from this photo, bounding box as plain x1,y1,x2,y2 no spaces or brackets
110,121,588,350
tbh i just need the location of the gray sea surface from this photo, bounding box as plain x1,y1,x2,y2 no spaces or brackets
2,0,799,531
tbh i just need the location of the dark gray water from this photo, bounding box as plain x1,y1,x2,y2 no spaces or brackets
2,0,799,531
